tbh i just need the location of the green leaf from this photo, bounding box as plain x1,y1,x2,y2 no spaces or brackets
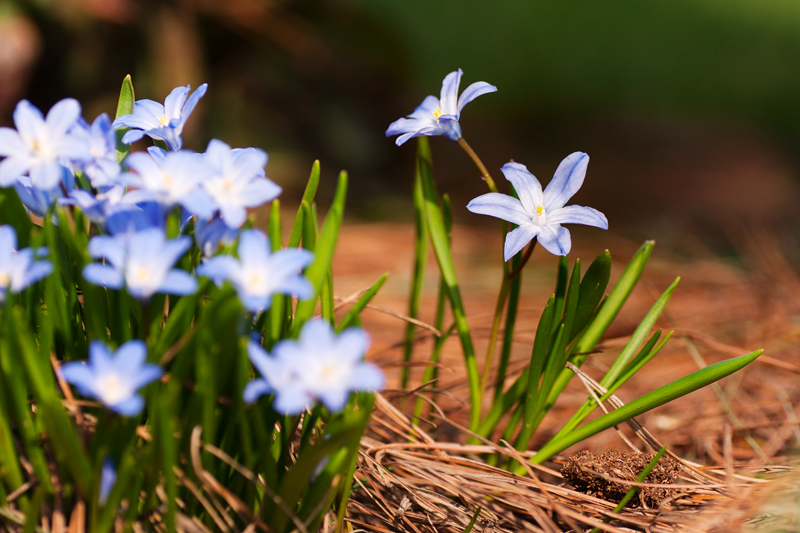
292,171,347,334
402,167,430,389
288,161,321,248
337,273,388,332
418,154,481,431
0,188,32,247
531,348,763,464
114,75,135,164
545,241,655,409
573,250,611,336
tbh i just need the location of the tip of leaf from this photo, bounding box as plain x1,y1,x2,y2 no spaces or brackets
645,239,656,245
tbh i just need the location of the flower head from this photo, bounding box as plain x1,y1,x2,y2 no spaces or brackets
386,69,497,146
243,319,385,414
113,83,207,151
0,225,53,302
123,147,214,218
71,113,122,188
201,139,282,228
0,98,89,189
60,340,162,416
196,229,313,313
83,228,197,301
467,153,608,259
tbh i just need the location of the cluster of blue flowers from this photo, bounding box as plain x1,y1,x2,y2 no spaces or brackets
386,69,608,256
0,83,384,421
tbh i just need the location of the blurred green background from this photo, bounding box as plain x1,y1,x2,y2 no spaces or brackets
2,0,800,249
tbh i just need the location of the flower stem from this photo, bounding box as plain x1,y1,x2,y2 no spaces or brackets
507,240,537,280
480,275,511,392
457,137,498,192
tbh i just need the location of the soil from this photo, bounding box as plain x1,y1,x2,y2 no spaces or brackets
560,449,681,508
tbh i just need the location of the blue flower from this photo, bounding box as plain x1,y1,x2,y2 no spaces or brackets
98,458,117,505
0,98,89,189
243,319,385,414
13,177,64,219
196,229,313,313
59,185,128,226
60,340,162,417
71,113,122,188
467,153,608,259
194,217,238,258
0,225,53,302
201,139,282,228
123,147,215,218
83,228,197,301
113,83,207,151
386,69,497,146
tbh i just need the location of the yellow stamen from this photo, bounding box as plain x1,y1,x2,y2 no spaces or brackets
433,108,443,120
535,205,544,216
158,115,170,127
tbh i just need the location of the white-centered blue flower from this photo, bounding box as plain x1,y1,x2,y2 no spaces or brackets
123,147,215,218
113,83,207,151
243,319,385,415
467,153,608,259
196,229,313,313
59,185,129,226
0,98,89,189
83,228,197,301
0,225,53,303
201,139,282,228
71,113,122,188
60,340,162,417
386,69,497,146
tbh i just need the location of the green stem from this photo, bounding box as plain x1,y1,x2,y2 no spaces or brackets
457,137,498,193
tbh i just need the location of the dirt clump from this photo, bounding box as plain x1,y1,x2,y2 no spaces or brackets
561,449,681,508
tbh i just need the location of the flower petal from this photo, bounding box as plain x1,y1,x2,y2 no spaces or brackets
439,69,463,115
45,98,81,136
238,230,270,267
543,152,589,211
500,162,543,215
546,205,608,230
537,225,571,256
83,264,124,288
503,224,540,262
457,81,497,114
243,379,271,404
467,192,531,226
158,270,197,296
196,256,240,286
0,128,27,157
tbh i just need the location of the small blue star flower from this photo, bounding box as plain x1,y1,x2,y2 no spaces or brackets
60,340,162,417
13,176,64,219
0,225,53,303
194,217,238,257
386,69,497,146
59,185,128,226
0,98,89,189
201,139,282,228
243,319,385,415
467,153,608,259
71,113,122,188
83,228,197,301
123,147,215,218
196,229,313,313
113,83,207,151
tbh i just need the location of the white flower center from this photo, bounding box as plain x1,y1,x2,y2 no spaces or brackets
158,115,170,127
0,272,9,288
98,374,131,406
531,205,546,225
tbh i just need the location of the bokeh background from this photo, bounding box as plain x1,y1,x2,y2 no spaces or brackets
3,0,800,255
